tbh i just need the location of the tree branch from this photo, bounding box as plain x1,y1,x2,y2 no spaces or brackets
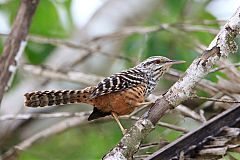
103,6,240,160
21,64,103,85
90,22,220,42
0,0,39,105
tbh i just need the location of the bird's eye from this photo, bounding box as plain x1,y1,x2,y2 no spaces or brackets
155,59,161,64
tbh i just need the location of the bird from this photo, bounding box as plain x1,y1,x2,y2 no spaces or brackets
24,56,185,134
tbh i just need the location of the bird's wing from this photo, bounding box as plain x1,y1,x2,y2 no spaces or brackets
90,70,145,99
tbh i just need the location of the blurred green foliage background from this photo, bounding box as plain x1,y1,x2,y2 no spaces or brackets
0,0,239,159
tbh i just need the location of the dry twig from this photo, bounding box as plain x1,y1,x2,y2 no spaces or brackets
192,96,240,103
0,112,188,133
90,23,219,42
21,64,103,85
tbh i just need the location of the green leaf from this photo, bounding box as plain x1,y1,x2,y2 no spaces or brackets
228,151,240,159
25,42,55,64
163,130,182,142
0,38,3,55
164,0,187,21
0,0,73,37
220,155,231,160
0,0,73,64
19,122,122,160
30,0,72,37
0,0,20,23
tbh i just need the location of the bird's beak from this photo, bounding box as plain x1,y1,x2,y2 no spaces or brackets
165,60,185,66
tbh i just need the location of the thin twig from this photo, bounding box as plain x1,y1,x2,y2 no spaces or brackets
90,23,219,42
0,112,188,133
173,24,219,34
198,92,224,110
133,154,151,159
20,64,103,85
176,105,204,123
28,35,134,62
209,63,240,73
129,116,189,133
167,68,236,99
199,109,207,123
183,19,226,25
0,33,134,63
139,142,162,150
191,96,240,103
0,112,91,121
147,94,204,123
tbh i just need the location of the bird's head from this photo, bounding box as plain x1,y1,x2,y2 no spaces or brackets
136,56,185,73
134,56,185,97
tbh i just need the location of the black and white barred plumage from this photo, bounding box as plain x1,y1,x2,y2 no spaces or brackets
90,69,146,98
90,56,182,99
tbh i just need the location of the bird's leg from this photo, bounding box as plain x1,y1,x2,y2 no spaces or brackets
111,112,126,135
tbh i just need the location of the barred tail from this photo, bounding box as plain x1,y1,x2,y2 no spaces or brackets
24,87,95,107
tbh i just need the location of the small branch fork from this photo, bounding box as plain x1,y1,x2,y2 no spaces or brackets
103,6,240,160
0,0,39,105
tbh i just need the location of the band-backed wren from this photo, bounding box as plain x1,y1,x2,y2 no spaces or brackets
24,56,185,134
